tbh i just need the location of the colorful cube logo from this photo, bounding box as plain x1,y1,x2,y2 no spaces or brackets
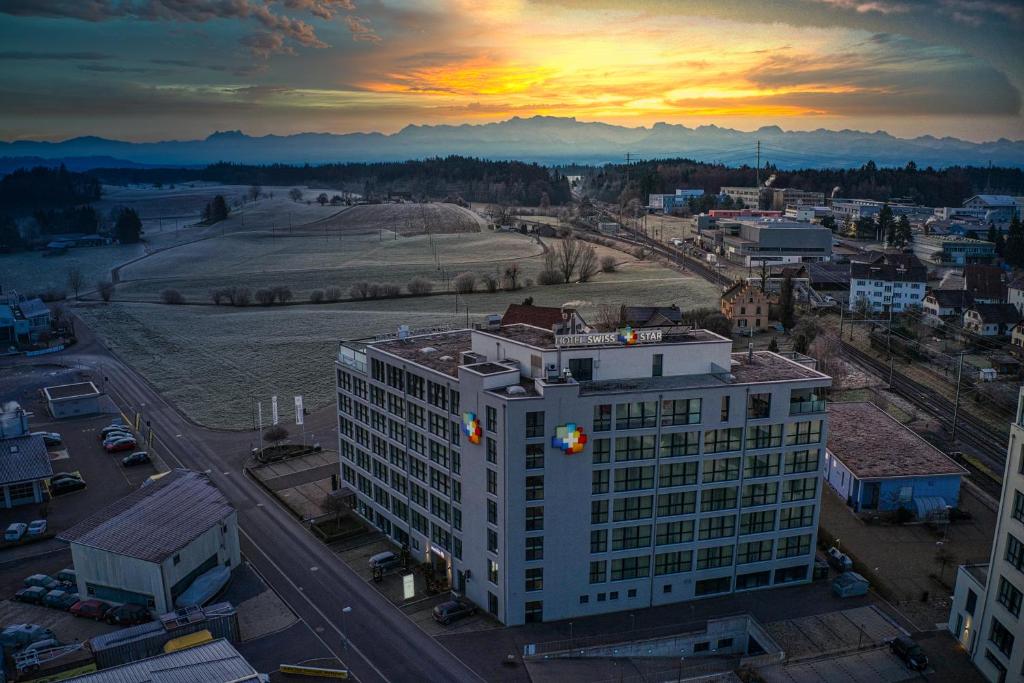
552,423,587,454
617,326,638,345
462,412,482,444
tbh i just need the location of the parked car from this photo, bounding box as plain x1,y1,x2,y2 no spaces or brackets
56,568,77,586
826,547,853,572
0,625,56,653
105,438,137,453
51,472,83,484
50,478,86,496
26,520,47,536
43,590,80,610
106,603,152,626
23,637,61,652
432,599,477,625
103,434,135,447
5,523,28,542
70,599,112,621
25,574,60,591
14,587,48,605
122,451,150,467
30,431,62,446
100,425,131,439
368,551,402,573
889,636,929,671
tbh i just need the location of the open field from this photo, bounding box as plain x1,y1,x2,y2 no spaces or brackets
304,202,484,236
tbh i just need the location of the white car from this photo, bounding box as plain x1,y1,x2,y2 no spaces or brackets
27,520,47,536
5,523,28,542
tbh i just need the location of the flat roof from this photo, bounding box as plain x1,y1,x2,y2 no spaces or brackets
827,402,968,480
59,469,234,563
44,381,100,401
479,323,727,350
0,435,53,485
373,330,472,378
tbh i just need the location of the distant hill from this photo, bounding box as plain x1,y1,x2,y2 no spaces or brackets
2,117,1021,169
0,155,180,175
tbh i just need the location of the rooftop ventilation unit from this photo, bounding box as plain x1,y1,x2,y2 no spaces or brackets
398,325,410,339
485,313,502,328
506,386,527,395
420,346,437,353
439,355,454,361
461,351,485,365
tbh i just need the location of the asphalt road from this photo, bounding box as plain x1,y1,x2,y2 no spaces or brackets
4,316,481,683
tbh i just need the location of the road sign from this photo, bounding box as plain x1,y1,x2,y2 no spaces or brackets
403,572,415,600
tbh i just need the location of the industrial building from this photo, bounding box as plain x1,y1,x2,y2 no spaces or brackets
44,382,101,419
912,235,996,266
59,469,240,614
947,388,1024,682
962,195,1021,225
824,403,966,514
0,434,53,508
848,252,927,313
720,187,824,212
68,639,259,682
717,218,833,266
337,320,831,625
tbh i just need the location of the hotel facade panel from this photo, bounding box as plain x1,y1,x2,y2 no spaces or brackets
336,324,831,625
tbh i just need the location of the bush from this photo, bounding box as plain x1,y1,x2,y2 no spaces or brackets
379,283,401,298
255,288,276,306
210,289,225,305
407,277,433,296
97,280,114,302
325,286,342,302
228,286,251,306
537,269,562,286
350,282,371,299
601,255,617,272
160,288,185,305
271,285,293,304
309,289,325,303
367,283,381,299
633,247,647,260
452,272,476,294
480,273,499,293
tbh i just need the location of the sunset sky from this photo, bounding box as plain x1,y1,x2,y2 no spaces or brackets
1,0,1022,142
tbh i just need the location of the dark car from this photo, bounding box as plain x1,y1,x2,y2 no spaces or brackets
14,587,48,605
51,472,83,484
50,478,86,496
70,599,112,621
890,636,929,671
122,451,150,467
43,590,80,611
432,599,476,625
105,603,152,626
105,438,137,453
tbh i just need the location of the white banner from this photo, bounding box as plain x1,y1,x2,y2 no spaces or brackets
257,402,263,430
271,395,279,425
295,395,304,425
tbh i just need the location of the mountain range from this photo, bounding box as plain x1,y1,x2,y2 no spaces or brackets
2,116,1022,169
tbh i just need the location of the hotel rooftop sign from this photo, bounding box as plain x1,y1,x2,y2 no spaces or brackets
555,327,663,347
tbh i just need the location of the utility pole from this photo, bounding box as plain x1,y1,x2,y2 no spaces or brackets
886,305,895,388
756,140,761,188
951,352,965,442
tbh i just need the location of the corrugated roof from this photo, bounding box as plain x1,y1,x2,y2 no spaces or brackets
0,435,53,485
18,298,49,319
59,469,234,563
67,639,258,683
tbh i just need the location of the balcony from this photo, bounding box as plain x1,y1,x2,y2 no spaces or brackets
338,342,367,373
789,395,826,416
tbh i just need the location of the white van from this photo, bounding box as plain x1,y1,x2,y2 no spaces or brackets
368,551,401,572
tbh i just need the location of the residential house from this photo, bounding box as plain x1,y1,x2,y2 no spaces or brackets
1008,276,1024,316
922,290,974,323
621,305,683,328
849,252,928,313
1011,321,1024,352
825,402,966,514
964,265,1006,304
962,194,1021,225
16,298,50,340
964,304,1021,337
501,304,588,333
720,281,772,334
59,469,240,613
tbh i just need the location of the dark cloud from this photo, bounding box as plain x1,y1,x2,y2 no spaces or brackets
77,64,154,73
0,50,112,60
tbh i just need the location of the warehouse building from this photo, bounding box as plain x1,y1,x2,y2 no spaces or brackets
337,320,831,625
825,402,966,514
0,434,53,508
43,382,101,419
68,639,260,682
718,218,833,266
59,469,240,614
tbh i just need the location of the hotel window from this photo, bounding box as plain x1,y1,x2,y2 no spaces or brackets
747,393,771,419
592,438,611,464
525,443,545,470
652,353,663,377
777,534,812,558
720,395,730,421
486,469,497,495
658,461,698,487
525,505,544,531
486,437,497,464
406,373,424,400
660,431,700,457
700,487,738,512
742,482,778,507
698,515,736,540
526,475,544,500
737,540,774,564
703,457,740,483
654,550,692,575
736,571,771,590
590,529,608,553
615,435,656,461
568,357,593,381
740,511,774,537
781,478,817,502
695,576,731,596
786,420,822,445
525,568,544,592
656,520,694,545
784,450,820,474
487,559,499,584
996,576,1022,617
1012,490,1024,524
525,411,545,438
696,545,734,570
989,618,1015,657
427,382,447,410
487,529,498,553
779,505,814,529
486,405,497,432
612,525,652,551
704,428,742,453
614,466,654,492
591,500,609,524
613,495,653,521
657,491,696,517
610,555,650,581
592,469,610,494
590,560,607,584
616,401,657,429
593,404,612,431
744,453,780,478
746,424,783,449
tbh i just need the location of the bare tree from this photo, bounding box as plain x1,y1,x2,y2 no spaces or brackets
601,255,617,273
288,188,303,202
67,268,84,299
480,273,499,293
317,193,329,206
210,289,225,305
407,277,433,296
248,184,261,203
271,285,293,304
160,289,185,304
594,304,621,331
255,288,276,306
808,332,847,390
577,245,599,282
309,289,325,303
452,272,476,294
263,425,289,449
97,280,114,302
378,283,401,298
350,282,371,299
503,263,521,290
556,238,583,283
325,286,342,302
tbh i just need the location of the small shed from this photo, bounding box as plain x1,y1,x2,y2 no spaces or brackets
17,298,51,338
43,381,101,418
825,402,968,513
0,435,53,508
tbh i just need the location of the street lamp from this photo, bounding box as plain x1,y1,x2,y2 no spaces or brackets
341,606,352,650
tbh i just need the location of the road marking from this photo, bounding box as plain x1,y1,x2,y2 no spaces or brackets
240,526,393,681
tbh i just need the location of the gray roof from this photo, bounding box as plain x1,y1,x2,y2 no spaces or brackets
17,298,49,320
0,435,53,485
67,639,258,683
59,469,234,563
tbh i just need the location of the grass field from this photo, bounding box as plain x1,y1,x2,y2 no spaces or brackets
304,203,484,236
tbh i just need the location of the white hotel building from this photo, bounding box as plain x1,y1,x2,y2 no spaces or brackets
336,322,831,625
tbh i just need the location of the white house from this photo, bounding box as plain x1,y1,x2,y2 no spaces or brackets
1008,276,1024,316
963,304,1021,337
849,253,928,313
59,469,240,614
